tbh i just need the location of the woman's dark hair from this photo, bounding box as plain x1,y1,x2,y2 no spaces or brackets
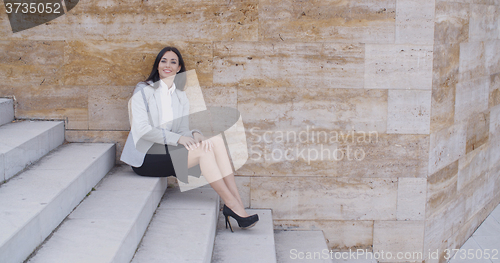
143,46,187,90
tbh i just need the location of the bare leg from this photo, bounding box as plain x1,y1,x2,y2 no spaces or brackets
222,174,244,208
208,135,245,207
187,145,249,217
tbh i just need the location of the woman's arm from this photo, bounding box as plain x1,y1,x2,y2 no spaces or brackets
130,85,183,147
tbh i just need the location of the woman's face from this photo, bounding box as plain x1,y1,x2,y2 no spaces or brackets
157,51,181,80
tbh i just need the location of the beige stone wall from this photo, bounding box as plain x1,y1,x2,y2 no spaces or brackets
0,0,499,259
425,1,500,262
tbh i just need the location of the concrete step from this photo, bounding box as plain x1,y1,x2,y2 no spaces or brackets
0,98,14,126
131,187,219,263
274,230,332,263
0,143,115,263
212,209,277,262
26,165,168,263
0,120,64,182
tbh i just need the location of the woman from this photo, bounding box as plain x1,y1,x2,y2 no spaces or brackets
120,47,258,231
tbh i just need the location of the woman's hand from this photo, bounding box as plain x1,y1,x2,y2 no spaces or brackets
177,136,198,151
193,132,213,152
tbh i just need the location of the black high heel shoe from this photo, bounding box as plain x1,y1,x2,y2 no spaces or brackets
222,204,259,232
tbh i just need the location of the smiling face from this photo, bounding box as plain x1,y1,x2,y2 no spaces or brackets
157,51,181,80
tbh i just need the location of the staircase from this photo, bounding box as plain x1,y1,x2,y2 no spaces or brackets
0,98,115,263
0,98,331,263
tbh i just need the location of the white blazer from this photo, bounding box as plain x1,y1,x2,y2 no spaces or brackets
120,80,199,167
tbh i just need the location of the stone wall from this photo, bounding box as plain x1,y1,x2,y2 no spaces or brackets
0,0,499,261
425,1,500,262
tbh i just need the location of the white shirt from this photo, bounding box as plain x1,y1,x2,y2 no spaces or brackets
157,79,176,131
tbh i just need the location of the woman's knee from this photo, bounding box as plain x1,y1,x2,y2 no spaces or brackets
197,147,216,159
188,145,215,160
211,135,225,149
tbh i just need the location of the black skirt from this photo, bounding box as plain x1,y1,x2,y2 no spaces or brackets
132,143,201,183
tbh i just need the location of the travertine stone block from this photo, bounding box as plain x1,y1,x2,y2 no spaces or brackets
0,3,7,21
454,77,489,123
0,40,64,85
373,220,425,262
396,0,436,45
63,41,152,86
88,86,133,131
0,20,8,42
463,165,495,221
493,161,500,200
485,40,500,75
62,41,213,86
469,0,500,6
213,41,365,89
459,41,486,81
242,128,302,176
434,1,470,45
250,177,398,220
491,73,500,108
274,220,373,250
237,87,387,132
465,111,489,154
431,43,460,133
107,0,258,41
334,134,429,179
469,4,500,41
489,105,500,170
387,90,431,134
428,123,466,175
364,44,433,90
13,85,88,130
241,128,429,179
258,0,396,43
458,144,489,192
290,88,388,132
490,104,500,143
397,178,427,220
65,130,128,164
237,86,293,131
426,161,458,219
244,126,346,176
0,86,13,100
424,196,466,261
50,0,107,40
202,86,237,109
